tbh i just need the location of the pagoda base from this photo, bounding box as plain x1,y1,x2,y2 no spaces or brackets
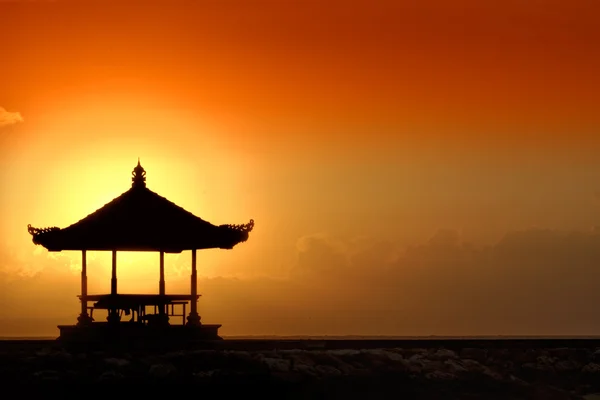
57,322,222,347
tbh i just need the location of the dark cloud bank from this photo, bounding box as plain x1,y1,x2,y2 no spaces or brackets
2,227,600,336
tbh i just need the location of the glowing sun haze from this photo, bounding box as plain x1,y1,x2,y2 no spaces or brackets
1,0,599,337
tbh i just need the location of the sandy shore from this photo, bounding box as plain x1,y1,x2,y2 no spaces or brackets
1,341,600,398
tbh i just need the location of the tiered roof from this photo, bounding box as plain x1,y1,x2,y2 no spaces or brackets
28,160,254,252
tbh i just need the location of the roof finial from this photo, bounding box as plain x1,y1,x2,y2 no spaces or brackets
132,158,146,188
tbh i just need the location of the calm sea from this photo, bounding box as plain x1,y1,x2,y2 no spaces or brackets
3,335,600,341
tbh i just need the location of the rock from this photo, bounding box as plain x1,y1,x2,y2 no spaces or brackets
421,360,445,373
573,384,593,396
348,360,367,370
193,369,216,378
309,351,344,367
33,369,59,381
97,370,124,382
492,359,516,372
488,348,510,361
315,364,342,377
148,363,177,379
381,358,409,374
460,348,487,363
104,358,130,368
271,371,305,383
522,362,553,372
64,370,80,380
365,348,404,361
293,363,318,377
425,370,457,381
554,360,582,373
432,348,458,360
528,384,583,400
333,360,356,375
192,369,219,382
228,350,251,358
520,361,555,382
351,368,376,378
481,365,504,381
35,348,73,365
513,349,541,365
189,349,215,357
5,343,600,396
353,350,391,369
163,350,186,359
21,356,37,365
263,357,290,372
582,363,600,374
508,374,530,386
224,350,255,368
405,360,423,374
573,348,592,362
260,350,281,359
406,354,426,373
549,348,578,359
591,349,600,363
399,348,428,358
409,353,426,362
35,347,56,357
461,358,485,372
457,358,503,380
444,359,468,374
140,356,160,366
328,349,361,357
537,355,558,366
289,353,317,367
277,349,305,355
316,354,356,375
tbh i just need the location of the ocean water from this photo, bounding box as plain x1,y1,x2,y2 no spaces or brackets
2,334,600,341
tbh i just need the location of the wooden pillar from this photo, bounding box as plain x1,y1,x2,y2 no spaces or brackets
111,250,117,295
77,250,93,326
159,251,165,315
80,250,87,315
159,251,165,295
191,249,197,312
187,249,201,325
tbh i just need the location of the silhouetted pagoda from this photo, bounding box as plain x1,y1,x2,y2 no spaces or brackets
27,160,254,343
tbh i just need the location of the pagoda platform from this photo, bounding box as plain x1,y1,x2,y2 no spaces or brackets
57,323,222,346
57,293,222,344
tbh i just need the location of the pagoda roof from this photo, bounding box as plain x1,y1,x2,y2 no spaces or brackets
27,160,254,253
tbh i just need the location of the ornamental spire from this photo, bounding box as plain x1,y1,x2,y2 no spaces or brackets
132,158,146,188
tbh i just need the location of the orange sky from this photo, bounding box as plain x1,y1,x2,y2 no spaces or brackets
1,0,600,337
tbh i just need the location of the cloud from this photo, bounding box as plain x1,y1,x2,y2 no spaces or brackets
0,107,24,128
290,227,600,335
3,226,600,336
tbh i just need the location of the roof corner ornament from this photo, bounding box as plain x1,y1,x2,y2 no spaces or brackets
220,219,255,233
27,224,60,244
27,224,60,236
132,158,147,188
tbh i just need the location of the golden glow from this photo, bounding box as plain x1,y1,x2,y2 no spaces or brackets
2,0,600,337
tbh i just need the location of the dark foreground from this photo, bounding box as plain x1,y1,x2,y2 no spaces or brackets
1,339,600,399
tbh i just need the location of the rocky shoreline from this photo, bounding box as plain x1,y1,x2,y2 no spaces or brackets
2,343,600,398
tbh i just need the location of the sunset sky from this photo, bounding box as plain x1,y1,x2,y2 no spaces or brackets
1,0,600,337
